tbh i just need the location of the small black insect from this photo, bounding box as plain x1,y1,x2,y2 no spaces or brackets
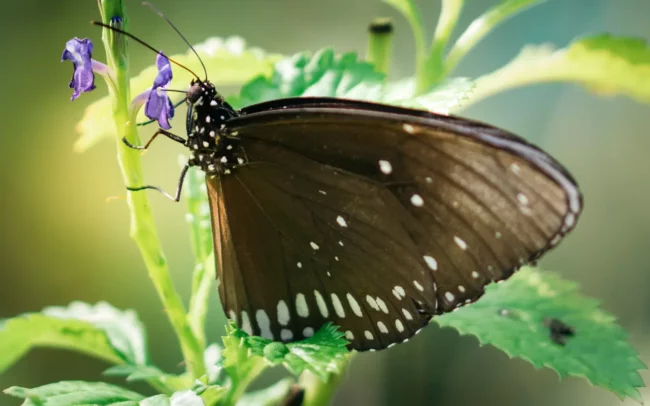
545,318,576,346
97,10,583,352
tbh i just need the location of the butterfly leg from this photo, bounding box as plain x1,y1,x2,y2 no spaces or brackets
127,163,190,202
122,129,187,151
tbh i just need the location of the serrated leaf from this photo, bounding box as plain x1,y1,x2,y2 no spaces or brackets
74,37,282,152
383,77,475,114
221,328,266,388
229,49,385,109
228,323,349,381
0,313,123,374
3,381,144,406
237,378,295,406
43,301,148,365
434,267,646,402
465,34,650,109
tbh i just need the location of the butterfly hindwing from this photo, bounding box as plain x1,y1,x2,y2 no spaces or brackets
208,97,581,350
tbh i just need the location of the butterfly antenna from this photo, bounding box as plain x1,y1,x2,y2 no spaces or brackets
91,21,202,80
142,2,208,81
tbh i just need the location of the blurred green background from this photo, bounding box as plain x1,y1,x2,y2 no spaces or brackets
1,0,650,405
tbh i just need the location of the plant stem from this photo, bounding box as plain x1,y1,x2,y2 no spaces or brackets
366,18,394,76
300,354,354,406
418,0,464,91
445,0,547,76
98,0,206,380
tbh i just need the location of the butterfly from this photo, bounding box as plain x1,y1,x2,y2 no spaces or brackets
103,16,582,352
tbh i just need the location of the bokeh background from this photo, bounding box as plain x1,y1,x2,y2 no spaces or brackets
1,0,650,405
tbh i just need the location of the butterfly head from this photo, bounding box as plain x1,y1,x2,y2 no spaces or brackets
187,79,224,106
186,79,244,176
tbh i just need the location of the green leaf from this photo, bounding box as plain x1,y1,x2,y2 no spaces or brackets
229,323,350,381
229,49,385,109
237,378,295,406
434,267,646,402
103,364,165,382
43,301,149,365
3,381,144,405
219,327,267,405
0,312,123,374
383,77,475,114
462,34,650,109
74,37,282,153
446,0,547,73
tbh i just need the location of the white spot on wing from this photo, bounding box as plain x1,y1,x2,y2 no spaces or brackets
241,311,252,335
403,124,416,134
297,262,302,268
314,290,329,318
364,330,374,340
336,216,347,227
347,293,363,317
331,293,346,318
277,300,290,326
377,321,389,334
423,255,438,271
378,160,393,174
376,297,389,314
281,329,293,341
310,242,320,250
395,319,404,333
445,292,455,302
402,309,413,320
510,163,521,174
454,236,468,250
256,310,273,339
296,293,309,317
410,194,424,207
303,327,314,337
471,271,479,279
345,331,354,340
366,295,379,311
517,193,529,206
413,280,424,292
458,285,466,293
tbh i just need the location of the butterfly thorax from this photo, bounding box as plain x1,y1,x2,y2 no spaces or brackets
185,80,244,177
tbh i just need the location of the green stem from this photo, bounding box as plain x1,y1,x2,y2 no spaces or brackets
366,18,394,76
445,0,546,76
221,362,267,406
417,0,464,92
300,354,354,406
98,0,206,380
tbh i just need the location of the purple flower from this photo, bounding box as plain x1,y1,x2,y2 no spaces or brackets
61,38,96,100
144,53,175,129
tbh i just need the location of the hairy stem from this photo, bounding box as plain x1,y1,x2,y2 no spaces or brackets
300,355,353,406
98,0,206,380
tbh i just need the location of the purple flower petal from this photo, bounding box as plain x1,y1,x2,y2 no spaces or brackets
61,38,96,100
144,53,175,129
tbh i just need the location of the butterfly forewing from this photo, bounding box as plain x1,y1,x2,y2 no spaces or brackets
210,97,581,350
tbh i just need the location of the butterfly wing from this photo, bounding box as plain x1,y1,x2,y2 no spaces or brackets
209,97,582,351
